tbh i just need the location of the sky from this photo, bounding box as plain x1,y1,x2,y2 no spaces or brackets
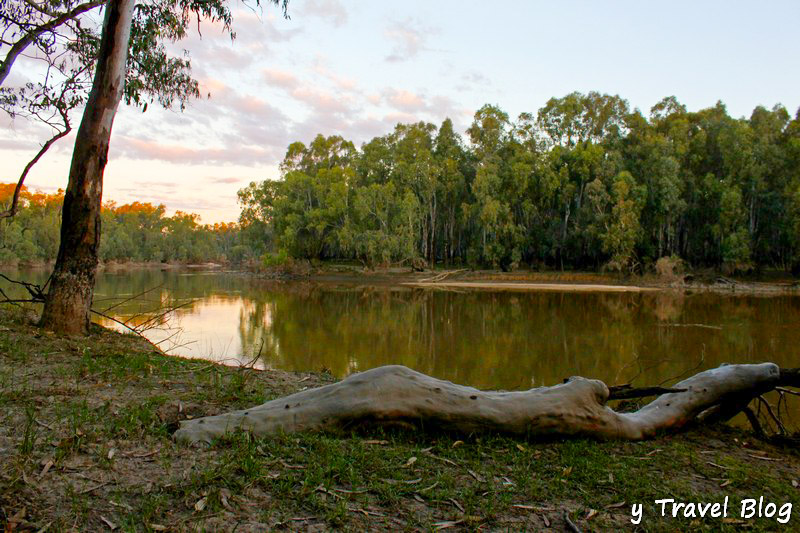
2,0,799,223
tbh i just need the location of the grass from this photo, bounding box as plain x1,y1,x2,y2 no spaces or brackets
1,306,799,531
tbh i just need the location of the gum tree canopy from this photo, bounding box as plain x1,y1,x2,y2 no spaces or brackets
0,0,288,334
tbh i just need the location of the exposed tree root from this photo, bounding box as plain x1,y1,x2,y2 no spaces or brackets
174,363,798,445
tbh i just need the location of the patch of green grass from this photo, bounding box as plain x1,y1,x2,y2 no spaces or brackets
18,404,40,457
104,396,170,439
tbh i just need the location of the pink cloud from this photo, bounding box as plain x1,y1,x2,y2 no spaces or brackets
263,68,300,90
385,89,425,112
199,78,230,99
311,58,358,91
229,94,273,115
113,136,282,165
207,176,244,184
291,86,354,115
379,89,467,124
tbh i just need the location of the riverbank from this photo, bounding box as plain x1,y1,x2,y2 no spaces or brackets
4,261,797,296
1,308,799,531
294,266,800,296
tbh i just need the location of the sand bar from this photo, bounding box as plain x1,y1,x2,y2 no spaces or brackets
403,281,661,293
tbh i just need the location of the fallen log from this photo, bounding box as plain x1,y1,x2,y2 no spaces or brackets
173,363,796,445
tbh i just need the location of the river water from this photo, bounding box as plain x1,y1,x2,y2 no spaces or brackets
2,268,799,394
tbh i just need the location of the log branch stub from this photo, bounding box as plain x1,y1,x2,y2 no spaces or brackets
607,385,687,400
174,363,783,445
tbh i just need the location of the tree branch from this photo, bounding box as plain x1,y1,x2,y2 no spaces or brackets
0,0,105,87
174,363,785,445
607,384,687,400
0,118,71,219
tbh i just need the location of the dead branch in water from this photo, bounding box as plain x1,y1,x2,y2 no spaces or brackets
0,275,188,350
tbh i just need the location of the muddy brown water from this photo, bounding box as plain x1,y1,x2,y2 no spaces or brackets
3,268,799,409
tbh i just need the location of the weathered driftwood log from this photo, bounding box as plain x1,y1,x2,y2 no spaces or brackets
174,363,795,445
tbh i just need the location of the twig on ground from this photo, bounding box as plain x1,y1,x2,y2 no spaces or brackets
756,396,787,436
563,510,582,533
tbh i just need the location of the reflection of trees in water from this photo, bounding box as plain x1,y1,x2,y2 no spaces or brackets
235,286,800,391
8,268,799,392
94,270,241,306
650,292,685,322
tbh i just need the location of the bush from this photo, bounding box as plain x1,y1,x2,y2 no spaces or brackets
261,249,290,268
655,255,685,281
259,250,311,279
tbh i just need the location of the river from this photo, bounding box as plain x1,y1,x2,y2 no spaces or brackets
2,267,799,396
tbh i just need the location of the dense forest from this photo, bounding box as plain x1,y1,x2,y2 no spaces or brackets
238,92,800,274
4,92,799,273
0,184,243,265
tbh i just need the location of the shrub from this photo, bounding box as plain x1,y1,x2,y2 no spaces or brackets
655,255,685,281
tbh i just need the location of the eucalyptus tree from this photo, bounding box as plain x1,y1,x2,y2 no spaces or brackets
466,104,519,268
603,171,645,271
2,0,289,333
786,111,800,272
433,118,469,263
263,135,355,260
234,96,799,274
392,122,438,264
746,105,791,264
623,107,684,260
37,0,138,333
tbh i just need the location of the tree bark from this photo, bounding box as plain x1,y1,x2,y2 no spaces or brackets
174,363,791,445
39,0,135,335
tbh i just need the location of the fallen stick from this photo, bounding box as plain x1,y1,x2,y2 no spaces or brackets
174,363,795,445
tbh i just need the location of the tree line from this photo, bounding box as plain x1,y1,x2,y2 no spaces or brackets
238,92,800,274
0,184,244,265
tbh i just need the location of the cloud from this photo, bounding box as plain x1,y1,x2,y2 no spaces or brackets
451,70,493,94
300,0,348,27
113,137,281,165
115,190,229,215
291,86,354,115
263,68,300,90
207,176,244,184
0,138,40,152
164,9,303,78
112,82,290,166
380,89,467,123
384,89,425,112
461,71,491,87
133,181,179,191
311,58,358,91
384,18,436,62
232,9,302,43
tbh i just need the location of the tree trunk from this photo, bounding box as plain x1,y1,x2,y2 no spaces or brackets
174,363,795,445
39,0,135,335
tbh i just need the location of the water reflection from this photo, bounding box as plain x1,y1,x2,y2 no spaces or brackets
2,268,799,395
